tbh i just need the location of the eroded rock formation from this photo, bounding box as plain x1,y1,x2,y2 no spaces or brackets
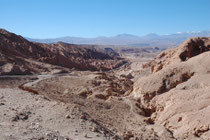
132,37,210,139
0,29,126,75
143,37,210,73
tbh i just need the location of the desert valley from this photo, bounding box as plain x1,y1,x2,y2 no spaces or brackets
0,28,210,140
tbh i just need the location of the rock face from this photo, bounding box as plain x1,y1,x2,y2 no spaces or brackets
132,37,210,139
0,29,126,75
143,37,210,73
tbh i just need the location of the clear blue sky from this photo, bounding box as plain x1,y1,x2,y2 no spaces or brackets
0,0,210,38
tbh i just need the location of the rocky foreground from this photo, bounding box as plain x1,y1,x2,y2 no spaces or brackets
0,29,210,140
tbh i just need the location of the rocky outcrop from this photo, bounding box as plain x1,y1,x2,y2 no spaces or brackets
143,37,210,73
0,29,126,75
133,38,210,107
132,37,210,139
0,63,32,75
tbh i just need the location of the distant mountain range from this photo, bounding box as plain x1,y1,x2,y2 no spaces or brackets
27,30,210,48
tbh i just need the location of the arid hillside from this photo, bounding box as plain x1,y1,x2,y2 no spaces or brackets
132,37,210,139
0,29,126,75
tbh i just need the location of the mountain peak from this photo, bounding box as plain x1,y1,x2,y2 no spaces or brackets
144,33,159,37
0,28,11,35
147,33,158,36
115,33,139,38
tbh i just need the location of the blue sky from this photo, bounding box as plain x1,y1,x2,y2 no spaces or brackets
0,0,210,38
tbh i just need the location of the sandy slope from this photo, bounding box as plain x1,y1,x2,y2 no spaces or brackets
0,88,119,140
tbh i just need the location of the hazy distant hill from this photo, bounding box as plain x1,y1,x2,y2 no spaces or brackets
27,30,210,48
